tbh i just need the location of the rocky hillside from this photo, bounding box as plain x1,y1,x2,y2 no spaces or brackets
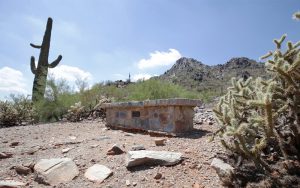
158,57,267,93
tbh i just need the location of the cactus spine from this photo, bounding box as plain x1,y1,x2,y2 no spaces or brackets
30,17,62,102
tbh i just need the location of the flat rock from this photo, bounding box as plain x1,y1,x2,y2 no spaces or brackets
0,180,25,187
97,136,110,141
34,158,79,185
126,150,182,168
210,158,234,186
131,144,145,151
84,164,112,183
0,152,13,159
154,138,166,146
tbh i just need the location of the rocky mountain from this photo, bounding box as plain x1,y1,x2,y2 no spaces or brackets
157,57,267,93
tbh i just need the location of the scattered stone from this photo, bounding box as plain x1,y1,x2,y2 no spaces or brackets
84,164,113,183
131,144,145,151
23,162,35,171
132,182,137,186
0,180,25,187
154,172,162,179
124,133,135,136
0,152,13,159
54,140,82,147
97,136,110,141
154,138,166,146
126,150,182,167
107,144,125,155
208,121,213,125
69,136,77,140
210,158,234,186
9,142,19,147
193,182,204,188
62,147,72,154
15,165,31,175
24,147,40,155
34,158,79,185
126,179,130,186
90,144,99,148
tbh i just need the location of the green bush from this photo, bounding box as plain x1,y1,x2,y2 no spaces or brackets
125,79,201,101
34,78,78,122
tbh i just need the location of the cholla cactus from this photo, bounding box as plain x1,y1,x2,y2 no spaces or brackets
92,96,112,119
0,96,37,126
0,101,18,126
213,30,300,171
293,11,300,20
66,102,85,122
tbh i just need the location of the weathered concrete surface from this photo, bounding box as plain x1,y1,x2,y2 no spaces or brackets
125,150,183,167
34,158,79,185
103,99,201,135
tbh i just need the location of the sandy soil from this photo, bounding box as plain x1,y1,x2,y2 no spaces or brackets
0,117,225,188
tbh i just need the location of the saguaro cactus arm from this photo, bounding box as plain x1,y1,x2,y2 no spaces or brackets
48,55,62,68
30,43,42,49
30,56,37,74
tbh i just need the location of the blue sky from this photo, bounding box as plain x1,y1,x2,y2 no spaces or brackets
0,0,299,99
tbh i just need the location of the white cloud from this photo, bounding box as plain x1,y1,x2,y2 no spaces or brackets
132,73,153,82
0,67,28,93
49,65,92,82
137,49,182,69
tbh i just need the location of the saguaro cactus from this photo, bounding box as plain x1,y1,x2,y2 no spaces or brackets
30,17,62,102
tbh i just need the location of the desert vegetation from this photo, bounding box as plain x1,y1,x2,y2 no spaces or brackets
212,12,300,187
0,78,206,126
1,7,299,188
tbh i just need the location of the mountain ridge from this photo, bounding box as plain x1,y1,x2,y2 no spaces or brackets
156,57,267,93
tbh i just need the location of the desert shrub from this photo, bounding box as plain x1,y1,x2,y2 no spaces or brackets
65,101,85,122
34,78,78,122
213,12,300,186
125,79,200,101
0,95,36,127
66,95,112,122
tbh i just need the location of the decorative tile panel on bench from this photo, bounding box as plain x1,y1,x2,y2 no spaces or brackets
102,99,202,135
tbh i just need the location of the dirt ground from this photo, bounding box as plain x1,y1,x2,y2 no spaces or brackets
0,117,225,187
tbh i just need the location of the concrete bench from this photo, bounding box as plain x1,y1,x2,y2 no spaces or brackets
102,98,202,135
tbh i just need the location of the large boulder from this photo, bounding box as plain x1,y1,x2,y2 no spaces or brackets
34,158,79,185
210,158,234,186
126,150,182,168
84,164,113,183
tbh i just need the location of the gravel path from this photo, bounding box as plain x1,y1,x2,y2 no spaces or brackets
0,111,225,188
